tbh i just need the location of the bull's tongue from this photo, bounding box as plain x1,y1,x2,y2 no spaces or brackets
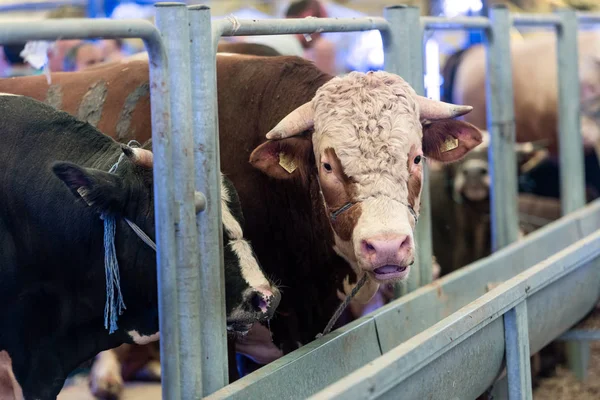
374,265,406,274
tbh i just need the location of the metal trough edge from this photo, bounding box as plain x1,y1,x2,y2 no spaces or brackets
310,229,600,399
208,200,600,399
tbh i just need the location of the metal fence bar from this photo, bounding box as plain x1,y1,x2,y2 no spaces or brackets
555,8,586,216
554,8,589,381
212,16,390,37
156,3,193,399
189,4,229,395
0,18,160,43
211,16,391,58
577,13,600,24
486,5,520,252
559,330,600,341
409,10,434,288
504,301,533,400
511,14,562,27
156,3,209,398
421,16,491,30
0,0,86,13
383,5,420,295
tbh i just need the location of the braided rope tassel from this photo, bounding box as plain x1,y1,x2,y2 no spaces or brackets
101,140,139,334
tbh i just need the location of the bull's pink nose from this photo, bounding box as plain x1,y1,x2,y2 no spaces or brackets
361,235,411,264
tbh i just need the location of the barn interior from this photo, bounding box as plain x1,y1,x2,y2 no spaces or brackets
0,0,599,399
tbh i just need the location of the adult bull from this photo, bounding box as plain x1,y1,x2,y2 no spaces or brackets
0,94,279,399
0,55,483,361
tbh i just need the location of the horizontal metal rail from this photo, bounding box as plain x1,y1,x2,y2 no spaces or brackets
511,14,562,27
577,13,600,24
559,330,600,341
310,229,600,399
0,0,86,13
212,16,390,37
0,18,162,43
421,16,491,30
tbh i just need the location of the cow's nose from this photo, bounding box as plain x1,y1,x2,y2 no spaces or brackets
361,235,411,264
247,286,281,320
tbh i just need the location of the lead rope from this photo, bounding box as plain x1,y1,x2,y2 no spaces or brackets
316,273,368,339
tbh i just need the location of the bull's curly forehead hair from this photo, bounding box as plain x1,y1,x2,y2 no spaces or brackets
311,71,423,201
311,71,422,148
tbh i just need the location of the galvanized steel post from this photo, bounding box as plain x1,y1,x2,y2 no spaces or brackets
155,3,203,398
555,8,586,215
504,301,533,400
486,5,520,251
556,9,590,382
383,5,429,295
189,4,229,395
408,9,435,288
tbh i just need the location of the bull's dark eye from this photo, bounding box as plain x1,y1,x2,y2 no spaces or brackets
323,163,332,172
414,155,422,165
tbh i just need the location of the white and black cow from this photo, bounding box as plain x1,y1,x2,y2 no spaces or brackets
0,94,280,399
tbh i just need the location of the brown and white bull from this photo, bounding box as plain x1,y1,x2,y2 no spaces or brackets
0,55,483,382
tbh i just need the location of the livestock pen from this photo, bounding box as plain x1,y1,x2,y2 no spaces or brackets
0,2,598,399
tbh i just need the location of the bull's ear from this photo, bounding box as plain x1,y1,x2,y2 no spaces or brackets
422,120,483,163
249,136,313,180
52,162,126,215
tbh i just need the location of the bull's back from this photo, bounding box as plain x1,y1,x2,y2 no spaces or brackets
454,31,600,154
0,61,152,144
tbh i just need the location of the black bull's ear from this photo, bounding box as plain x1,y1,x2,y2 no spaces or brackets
52,161,127,215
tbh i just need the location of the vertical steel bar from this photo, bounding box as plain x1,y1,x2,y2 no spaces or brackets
555,8,586,215
384,5,432,291
383,5,420,296
155,3,203,398
485,5,520,252
189,4,229,395
142,20,180,400
407,9,434,288
504,301,533,400
382,5,407,77
555,9,589,380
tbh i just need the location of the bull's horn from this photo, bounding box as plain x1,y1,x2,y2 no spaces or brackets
265,102,314,140
417,96,473,121
195,191,206,213
123,147,154,168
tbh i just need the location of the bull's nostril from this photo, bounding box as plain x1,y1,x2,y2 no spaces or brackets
399,236,411,250
362,240,376,255
251,293,269,313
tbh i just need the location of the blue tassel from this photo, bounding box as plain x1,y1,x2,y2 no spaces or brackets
101,140,139,334
103,214,126,334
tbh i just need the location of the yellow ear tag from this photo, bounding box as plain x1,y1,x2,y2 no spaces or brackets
440,137,459,153
278,152,297,174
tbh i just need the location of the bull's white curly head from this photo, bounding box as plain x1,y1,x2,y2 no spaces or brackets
250,71,482,285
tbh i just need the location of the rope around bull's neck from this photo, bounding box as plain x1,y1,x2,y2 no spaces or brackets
316,273,369,339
